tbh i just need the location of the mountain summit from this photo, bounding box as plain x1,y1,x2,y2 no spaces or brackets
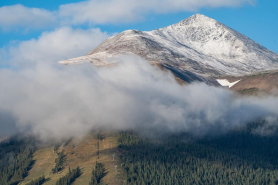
60,14,278,77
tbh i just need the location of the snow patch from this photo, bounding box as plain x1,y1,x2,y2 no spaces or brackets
216,79,241,88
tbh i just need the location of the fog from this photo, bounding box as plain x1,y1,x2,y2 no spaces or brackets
0,55,278,141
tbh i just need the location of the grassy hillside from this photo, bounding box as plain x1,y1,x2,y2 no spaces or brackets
20,132,125,185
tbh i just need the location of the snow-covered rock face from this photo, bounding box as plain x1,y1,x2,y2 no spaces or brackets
154,14,278,73
59,14,278,77
159,14,248,59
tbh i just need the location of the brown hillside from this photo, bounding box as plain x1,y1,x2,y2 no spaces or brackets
20,132,125,185
217,70,278,95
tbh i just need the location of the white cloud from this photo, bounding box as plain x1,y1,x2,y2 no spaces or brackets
0,0,255,30
3,27,110,66
59,0,255,24
0,55,278,141
0,4,57,31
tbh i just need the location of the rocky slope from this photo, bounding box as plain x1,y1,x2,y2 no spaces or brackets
221,70,278,95
60,14,278,78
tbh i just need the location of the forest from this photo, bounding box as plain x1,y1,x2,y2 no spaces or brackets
0,137,35,185
1,119,278,184
89,162,105,185
118,121,278,185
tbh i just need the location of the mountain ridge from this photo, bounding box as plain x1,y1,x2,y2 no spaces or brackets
60,14,278,77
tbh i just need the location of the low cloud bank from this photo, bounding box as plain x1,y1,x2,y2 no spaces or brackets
0,55,278,141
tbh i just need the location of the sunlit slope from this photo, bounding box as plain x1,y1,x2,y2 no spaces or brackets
20,133,125,185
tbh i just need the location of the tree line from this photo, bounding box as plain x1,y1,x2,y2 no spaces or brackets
52,150,66,174
89,162,105,185
0,137,35,185
118,121,278,185
55,166,81,185
26,175,46,185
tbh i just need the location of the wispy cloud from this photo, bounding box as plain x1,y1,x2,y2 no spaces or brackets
0,4,57,31
1,27,110,66
0,0,255,31
59,0,255,25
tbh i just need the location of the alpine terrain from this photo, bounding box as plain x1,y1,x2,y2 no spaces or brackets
2,13,278,185
60,14,278,80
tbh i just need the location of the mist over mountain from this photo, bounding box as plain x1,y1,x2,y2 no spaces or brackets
2,1,278,185
1,14,278,142
1,56,278,142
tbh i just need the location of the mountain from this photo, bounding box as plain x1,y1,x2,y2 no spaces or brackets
60,14,278,78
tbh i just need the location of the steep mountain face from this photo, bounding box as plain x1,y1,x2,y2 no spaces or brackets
60,14,278,77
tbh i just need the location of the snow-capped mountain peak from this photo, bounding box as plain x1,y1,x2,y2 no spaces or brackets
177,13,217,25
59,14,278,77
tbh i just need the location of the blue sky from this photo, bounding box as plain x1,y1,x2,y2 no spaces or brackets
0,0,277,61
